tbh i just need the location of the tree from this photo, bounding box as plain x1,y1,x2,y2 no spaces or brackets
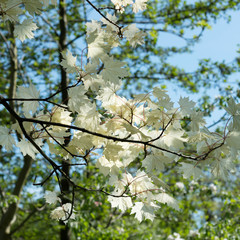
0,0,240,239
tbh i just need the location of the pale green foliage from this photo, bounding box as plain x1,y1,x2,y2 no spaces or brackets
0,126,15,151
14,19,38,41
17,139,42,158
111,0,147,13
16,82,40,113
60,50,78,73
0,0,239,224
132,0,148,13
0,0,56,40
44,191,60,204
44,191,75,223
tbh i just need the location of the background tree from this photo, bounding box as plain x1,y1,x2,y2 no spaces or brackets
0,0,239,239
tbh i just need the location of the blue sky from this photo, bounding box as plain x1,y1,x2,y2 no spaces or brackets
157,10,240,125
167,11,240,71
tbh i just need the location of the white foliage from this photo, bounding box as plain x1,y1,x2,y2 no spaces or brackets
87,30,110,60
68,85,89,112
17,139,39,159
175,182,185,190
44,191,60,204
14,19,38,42
178,162,202,179
155,193,179,211
130,202,144,222
132,0,148,13
178,96,195,115
123,24,147,47
1,0,239,225
42,0,57,7
189,111,206,131
226,131,240,150
0,126,15,151
51,106,72,126
108,195,133,212
131,202,158,222
60,50,77,73
100,56,129,84
211,157,234,180
51,203,76,223
24,0,43,16
224,97,240,116
1,0,23,22
16,82,40,113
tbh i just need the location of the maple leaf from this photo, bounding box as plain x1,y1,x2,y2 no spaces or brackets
16,82,40,113
103,142,124,161
60,50,77,73
178,96,195,115
211,157,234,180
86,20,101,35
123,24,147,47
224,97,240,116
23,0,43,16
132,0,148,13
83,74,103,91
75,102,101,130
178,162,202,179
68,85,89,112
130,202,144,222
87,30,110,61
224,97,240,130
131,202,158,222
155,193,179,210
121,122,150,140
129,171,156,201
44,191,60,204
96,156,113,176
226,131,240,150
2,0,23,22
42,0,57,6
96,156,123,176
108,195,133,212
152,87,169,99
100,56,129,83
158,96,174,110
142,204,158,221
188,127,216,143
71,132,94,151
111,0,133,7
162,128,186,150
142,153,171,172
14,19,38,42
17,139,39,159
149,174,170,191
189,111,206,132
101,13,118,32
232,114,240,130
96,84,119,104
0,126,15,151
51,203,76,223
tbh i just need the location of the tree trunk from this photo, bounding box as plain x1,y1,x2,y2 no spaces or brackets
59,0,71,239
0,155,33,239
8,23,17,112
0,22,34,240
